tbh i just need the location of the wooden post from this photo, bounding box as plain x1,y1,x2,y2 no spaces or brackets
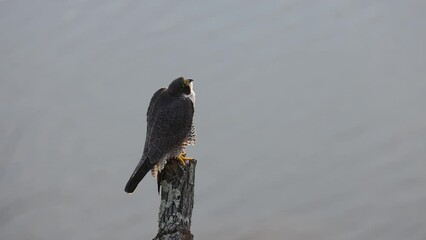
154,159,197,240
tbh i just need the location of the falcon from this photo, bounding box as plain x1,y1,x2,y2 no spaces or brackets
124,77,196,194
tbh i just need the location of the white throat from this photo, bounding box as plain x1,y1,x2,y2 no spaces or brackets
184,82,195,103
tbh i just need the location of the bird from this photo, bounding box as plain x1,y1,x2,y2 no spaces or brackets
124,77,196,194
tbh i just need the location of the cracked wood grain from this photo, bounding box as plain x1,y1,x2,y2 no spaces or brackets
153,159,196,240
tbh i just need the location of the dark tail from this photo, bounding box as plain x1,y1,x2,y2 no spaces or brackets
125,158,154,193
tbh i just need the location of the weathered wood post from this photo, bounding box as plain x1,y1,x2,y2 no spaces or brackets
154,159,197,240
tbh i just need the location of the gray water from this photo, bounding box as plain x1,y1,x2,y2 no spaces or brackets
1,1,426,239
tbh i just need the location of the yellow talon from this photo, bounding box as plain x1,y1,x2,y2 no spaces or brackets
177,152,193,166
181,149,187,157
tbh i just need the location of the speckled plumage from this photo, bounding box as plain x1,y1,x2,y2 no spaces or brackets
125,77,196,193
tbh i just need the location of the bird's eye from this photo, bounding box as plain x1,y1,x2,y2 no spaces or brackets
180,84,185,90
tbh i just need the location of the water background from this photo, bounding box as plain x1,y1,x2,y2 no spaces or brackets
1,1,426,239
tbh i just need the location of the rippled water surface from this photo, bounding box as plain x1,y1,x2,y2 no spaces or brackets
1,1,426,239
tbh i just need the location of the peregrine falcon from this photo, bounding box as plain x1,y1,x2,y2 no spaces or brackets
124,77,196,194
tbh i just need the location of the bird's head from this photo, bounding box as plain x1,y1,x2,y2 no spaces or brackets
168,77,194,96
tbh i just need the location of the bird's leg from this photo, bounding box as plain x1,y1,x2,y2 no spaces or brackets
177,150,193,166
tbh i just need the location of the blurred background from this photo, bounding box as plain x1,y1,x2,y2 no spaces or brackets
1,1,426,239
